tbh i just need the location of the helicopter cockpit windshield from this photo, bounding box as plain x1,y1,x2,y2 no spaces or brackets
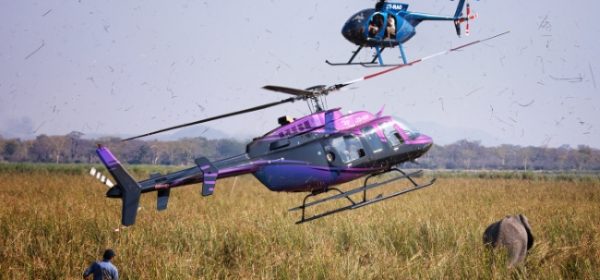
394,118,421,140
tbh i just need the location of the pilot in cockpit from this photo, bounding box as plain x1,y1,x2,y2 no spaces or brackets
368,13,384,37
386,14,396,39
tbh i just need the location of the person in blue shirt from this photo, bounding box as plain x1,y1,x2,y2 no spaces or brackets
83,249,119,280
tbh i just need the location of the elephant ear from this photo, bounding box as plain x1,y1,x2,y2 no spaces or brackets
519,214,534,250
483,221,501,247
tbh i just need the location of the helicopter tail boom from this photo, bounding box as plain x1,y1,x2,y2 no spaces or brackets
96,145,142,226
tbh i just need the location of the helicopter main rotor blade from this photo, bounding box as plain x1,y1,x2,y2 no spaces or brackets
122,97,298,142
262,85,314,97
340,31,510,87
264,31,509,99
122,32,509,142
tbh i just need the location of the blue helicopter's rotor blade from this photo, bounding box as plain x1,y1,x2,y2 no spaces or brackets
339,31,510,88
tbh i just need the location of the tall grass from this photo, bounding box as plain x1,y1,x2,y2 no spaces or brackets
0,165,599,279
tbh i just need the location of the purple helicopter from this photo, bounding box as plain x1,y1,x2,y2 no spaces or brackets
90,32,508,226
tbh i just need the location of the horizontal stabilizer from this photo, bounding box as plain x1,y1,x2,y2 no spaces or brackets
195,157,218,196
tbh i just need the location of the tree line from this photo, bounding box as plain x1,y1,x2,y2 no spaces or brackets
1,132,599,170
0,132,245,166
419,140,600,171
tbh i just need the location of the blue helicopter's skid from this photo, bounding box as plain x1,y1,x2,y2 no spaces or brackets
326,44,408,67
325,45,371,66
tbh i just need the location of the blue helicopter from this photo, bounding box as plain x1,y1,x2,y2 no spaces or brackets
326,0,477,66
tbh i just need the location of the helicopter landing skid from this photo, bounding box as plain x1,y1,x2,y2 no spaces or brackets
289,169,436,224
325,60,403,68
359,62,406,68
326,45,389,67
325,60,378,66
326,60,406,67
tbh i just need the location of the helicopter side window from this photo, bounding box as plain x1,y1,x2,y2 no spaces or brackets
361,125,384,153
343,135,364,162
328,135,364,163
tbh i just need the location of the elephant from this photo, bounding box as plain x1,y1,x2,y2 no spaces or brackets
483,214,534,268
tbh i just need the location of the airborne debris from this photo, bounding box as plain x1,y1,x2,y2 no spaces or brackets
516,100,535,107
589,63,597,89
549,74,583,83
24,41,45,60
465,87,483,96
538,14,552,32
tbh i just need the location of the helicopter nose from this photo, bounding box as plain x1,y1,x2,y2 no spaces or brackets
341,23,353,42
415,134,433,154
422,134,433,150
341,18,363,45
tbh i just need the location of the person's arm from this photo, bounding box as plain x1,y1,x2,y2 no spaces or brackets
112,266,119,280
82,262,96,278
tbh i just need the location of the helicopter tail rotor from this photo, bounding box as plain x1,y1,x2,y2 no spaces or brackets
454,0,477,37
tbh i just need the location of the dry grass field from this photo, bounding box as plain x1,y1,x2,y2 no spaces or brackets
0,165,599,279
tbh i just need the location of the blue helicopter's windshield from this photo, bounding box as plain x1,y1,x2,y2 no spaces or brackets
394,118,421,140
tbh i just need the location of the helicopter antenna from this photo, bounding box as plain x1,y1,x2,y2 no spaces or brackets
122,31,509,142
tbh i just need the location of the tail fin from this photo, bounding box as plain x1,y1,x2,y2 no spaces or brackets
96,145,142,226
453,0,466,36
453,0,467,19
453,0,477,37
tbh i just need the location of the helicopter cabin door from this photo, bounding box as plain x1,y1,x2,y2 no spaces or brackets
359,122,404,161
359,125,386,160
378,121,404,150
323,134,368,168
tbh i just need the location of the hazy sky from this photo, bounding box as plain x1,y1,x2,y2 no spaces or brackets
1,0,598,148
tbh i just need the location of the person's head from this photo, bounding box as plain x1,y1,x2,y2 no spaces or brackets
103,249,116,260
